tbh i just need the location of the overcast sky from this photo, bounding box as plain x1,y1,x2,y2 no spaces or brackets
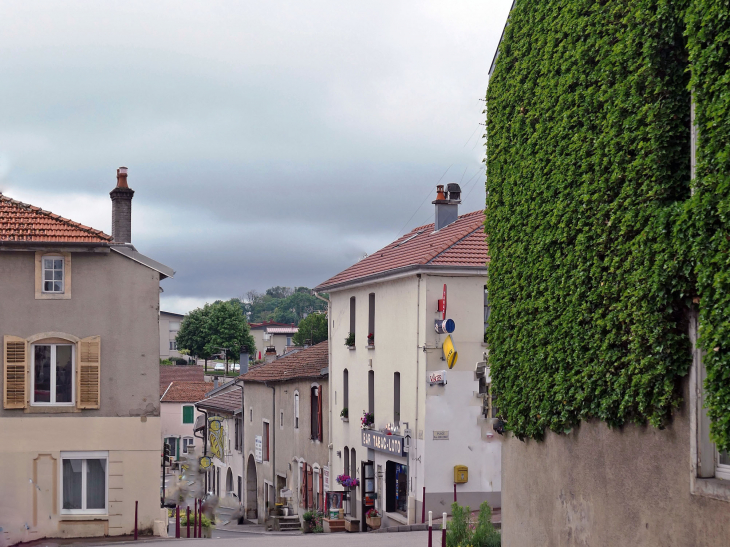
0,0,511,314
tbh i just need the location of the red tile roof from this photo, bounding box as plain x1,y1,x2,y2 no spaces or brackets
315,211,487,290
159,365,206,396
161,381,213,403
197,389,243,415
239,341,328,383
0,193,112,243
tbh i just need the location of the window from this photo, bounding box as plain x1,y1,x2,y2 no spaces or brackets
61,451,108,514
484,285,491,343
294,391,300,429
349,296,356,340
166,437,177,458
344,446,350,476
311,386,320,441
368,293,375,344
394,372,401,425
42,256,65,293
280,410,284,429
343,369,349,414
182,405,194,424
263,421,270,462
169,341,178,351
286,337,293,346
169,322,180,332
250,407,253,423
182,437,194,454
32,344,73,405
235,418,241,451
368,370,374,416
718,451,730,481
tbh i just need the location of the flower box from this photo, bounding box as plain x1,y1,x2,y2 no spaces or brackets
366,516,381,530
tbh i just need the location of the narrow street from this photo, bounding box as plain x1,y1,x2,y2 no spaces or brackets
156,531,430,547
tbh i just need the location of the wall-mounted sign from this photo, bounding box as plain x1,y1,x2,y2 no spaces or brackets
437,284,448,320
435,318,456,334
362,429,406,457
433,430,450,440
428,370,447,386
323,466,330,492
443,335,458,369
208,416,225,460
199,456,212,469
255,435,263,463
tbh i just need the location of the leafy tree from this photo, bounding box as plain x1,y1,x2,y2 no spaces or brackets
205,301,256,373
293,313,328,346
240,286,328,324
176,304,213,368
266,286,293,299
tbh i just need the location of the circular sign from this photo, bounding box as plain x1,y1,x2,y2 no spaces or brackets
199,456,212,469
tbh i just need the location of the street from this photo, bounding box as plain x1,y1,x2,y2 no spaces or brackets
156,531,431,547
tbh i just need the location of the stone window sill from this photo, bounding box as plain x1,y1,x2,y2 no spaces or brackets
59,515,109,521
693,477,730,503
367,344,375,349
341,417,349,422
347,346,356,351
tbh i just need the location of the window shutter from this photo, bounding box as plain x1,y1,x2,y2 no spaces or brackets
307,465,314,509
3,335,27,409
317,386,323,442
77,336,101,409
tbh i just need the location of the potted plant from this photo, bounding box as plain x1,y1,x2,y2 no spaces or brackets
302,510,315,533
180,513,213,538
361,411,374,429
344,332,355,348
367,332,374,346
336,474,359,489
366,508,381,530
340,407,349,421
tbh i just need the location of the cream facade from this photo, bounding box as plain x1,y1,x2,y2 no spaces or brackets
249,323,298,360
160,401,205,462
159,311,185,361
326,269,499,530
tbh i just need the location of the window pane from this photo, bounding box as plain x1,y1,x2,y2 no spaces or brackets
44,281,53,292
44,270,53,280
56,346,73,403
54,282,63,292
54,259,63,270
34,345,52,403
44,258,54,269
62,459,83,509
720,451,730,466
54,270,63,280
86,459,106,509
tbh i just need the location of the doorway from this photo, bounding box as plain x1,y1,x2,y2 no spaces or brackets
246,455,258,520
226,468,233,496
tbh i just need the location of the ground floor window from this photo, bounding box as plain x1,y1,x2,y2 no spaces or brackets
385,461,408,515
718,451,730,481
182,437,194,454
61,451,108,514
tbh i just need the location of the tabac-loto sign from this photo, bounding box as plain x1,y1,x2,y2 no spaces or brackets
362,429,406,457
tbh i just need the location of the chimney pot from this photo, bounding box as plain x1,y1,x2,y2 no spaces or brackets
436,185,446,201
432,182,460,231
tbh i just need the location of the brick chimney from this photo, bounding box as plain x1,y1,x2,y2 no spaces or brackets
110,167,134,244
432,183,462,230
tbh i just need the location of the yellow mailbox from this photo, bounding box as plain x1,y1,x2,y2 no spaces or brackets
454,465,468,484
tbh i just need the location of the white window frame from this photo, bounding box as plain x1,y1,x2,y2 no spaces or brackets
717,450,730,481
60,451,109,515
182,437,195,454
31,343,75,406
294,391,300,429
42,254,65,294
170,340,178,351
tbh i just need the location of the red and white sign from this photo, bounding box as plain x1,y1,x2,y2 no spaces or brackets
428,370,447,386
437,284,447,320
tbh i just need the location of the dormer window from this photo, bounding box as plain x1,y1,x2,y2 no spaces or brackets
43,256,65,293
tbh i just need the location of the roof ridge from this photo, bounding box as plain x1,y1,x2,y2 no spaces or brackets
426,224,485,265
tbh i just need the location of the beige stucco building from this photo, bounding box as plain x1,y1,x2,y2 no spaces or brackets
315,186,499,531
159,311,185,362
249,322,298,361
0,168,173,545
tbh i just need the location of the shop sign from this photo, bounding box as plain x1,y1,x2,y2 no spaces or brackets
362,429,406,457
323,466,330,491
428,370,447,385
255,435,263,463
442,335,458,369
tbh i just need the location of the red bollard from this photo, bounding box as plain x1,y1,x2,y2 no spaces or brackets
134,501,138,540
186,506,190,538
422,487,426,524
428,511,433,547
193,499,198,538
198,499,203,538
175,506,180,538
453,483,457,503
442,512,447,547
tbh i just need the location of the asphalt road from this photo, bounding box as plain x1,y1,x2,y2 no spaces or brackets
158,531,431,546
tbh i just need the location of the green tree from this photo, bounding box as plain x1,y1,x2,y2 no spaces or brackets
176,304,213,369
205,301,256,374
293,313,328,346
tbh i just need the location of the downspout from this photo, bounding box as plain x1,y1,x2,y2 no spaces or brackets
233,379,245,518
265,381,276,506
313,290,333,469
415,273,421,518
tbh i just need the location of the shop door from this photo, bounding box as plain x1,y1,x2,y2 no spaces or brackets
361,460,375,531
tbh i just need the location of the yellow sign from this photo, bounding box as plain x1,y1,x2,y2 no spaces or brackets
208,416,225,460
199,456,212,469
443,335,458,369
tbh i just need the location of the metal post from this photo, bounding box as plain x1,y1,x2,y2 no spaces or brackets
422,487,426,523
428,511,433,547
199,499,203,538
193,499,198,538
175,506,180,538
453,483,457,503
442,512,447,547
134,501,138,540
186,506,190,538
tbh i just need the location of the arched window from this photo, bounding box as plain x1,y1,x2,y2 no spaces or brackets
294,391,300,429
344,445,350,476
343,369,349,415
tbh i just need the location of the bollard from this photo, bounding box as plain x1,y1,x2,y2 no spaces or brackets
453,483,457,503
186,506,190,538
134,501,138,540
198,499,203,538
442,512,447,547
422,487,426,524
193,499,198,538
175,506,180,538
428,511,433,547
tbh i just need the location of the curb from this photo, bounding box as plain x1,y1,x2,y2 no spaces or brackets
370,523,430,533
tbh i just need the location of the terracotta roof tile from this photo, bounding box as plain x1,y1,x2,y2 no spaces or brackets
239,341,328,383
159,365,206,395
196,389,243,415
315,211,487,290
161,381,213,403
0,193,112,243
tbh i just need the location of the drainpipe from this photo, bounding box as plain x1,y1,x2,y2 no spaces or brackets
265,381,276,508
415,273,421,521
232,379,245,520
313,290,333,468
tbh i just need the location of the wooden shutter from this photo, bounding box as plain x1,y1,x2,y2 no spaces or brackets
318,472,324,511
317,385,323,441
3,335,27,409
307,465,314,509
77,336,100,409
300,465,305,508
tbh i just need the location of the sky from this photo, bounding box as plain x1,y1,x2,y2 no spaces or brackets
0,0,512,314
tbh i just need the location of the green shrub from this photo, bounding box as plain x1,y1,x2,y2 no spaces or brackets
446,502,499,547
180,513,213,528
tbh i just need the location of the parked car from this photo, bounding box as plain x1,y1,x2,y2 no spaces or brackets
232,363,240,372
214,362,225,372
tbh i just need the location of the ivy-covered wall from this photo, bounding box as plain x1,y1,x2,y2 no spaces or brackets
485,1,698,443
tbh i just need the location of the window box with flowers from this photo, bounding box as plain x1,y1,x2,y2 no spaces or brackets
340,407,349,422
345,332,355,349
367,332,374,348
361,411,374,430
336,474,359,490
365,508,381,530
